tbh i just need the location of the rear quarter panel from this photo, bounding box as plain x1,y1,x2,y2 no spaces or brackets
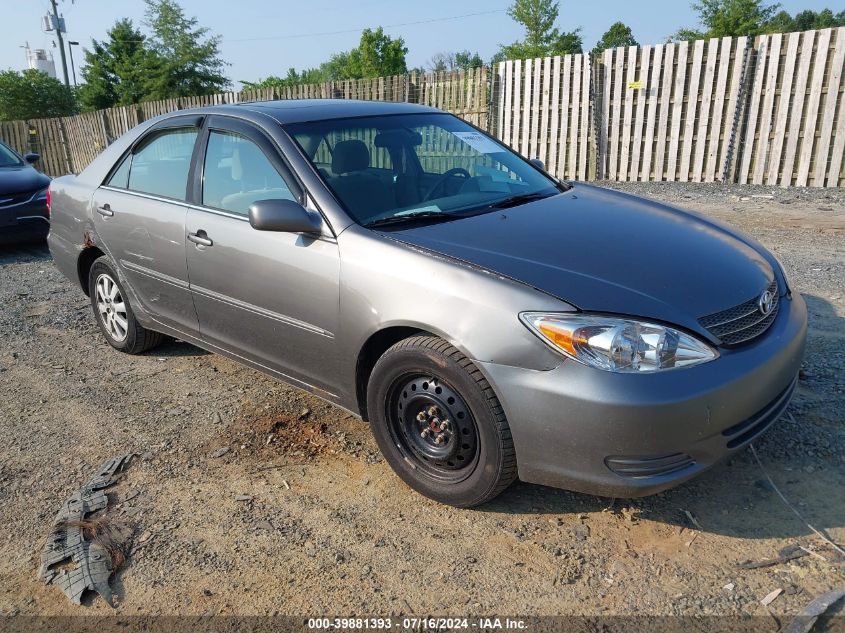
47,175,95,290
47,116,157,292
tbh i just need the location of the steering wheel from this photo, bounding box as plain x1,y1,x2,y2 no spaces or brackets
422,167,471,202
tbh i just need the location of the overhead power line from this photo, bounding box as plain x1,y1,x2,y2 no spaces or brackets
99,8,508,44
224,8,508,43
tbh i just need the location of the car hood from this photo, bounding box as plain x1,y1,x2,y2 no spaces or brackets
0,165,50,196
388,184,774,335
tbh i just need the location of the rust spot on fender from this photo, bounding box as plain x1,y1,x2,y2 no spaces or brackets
83,230,96,249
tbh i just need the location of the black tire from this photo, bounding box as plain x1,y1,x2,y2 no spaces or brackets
367,335,517,507
88,256,163,354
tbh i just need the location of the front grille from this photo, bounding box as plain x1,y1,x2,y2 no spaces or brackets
699,280,779,346
722,376,796,449
605,453,696,479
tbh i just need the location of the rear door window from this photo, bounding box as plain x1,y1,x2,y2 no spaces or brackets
107,154,131,189
126,128,198,201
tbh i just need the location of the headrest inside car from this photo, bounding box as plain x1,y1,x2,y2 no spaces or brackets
374,130,423,148
332,140,370,174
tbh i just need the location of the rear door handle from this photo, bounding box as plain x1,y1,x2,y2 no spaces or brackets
188,230,213,247
96,203,113,217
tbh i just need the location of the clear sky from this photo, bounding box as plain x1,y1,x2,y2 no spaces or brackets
2,0,838,89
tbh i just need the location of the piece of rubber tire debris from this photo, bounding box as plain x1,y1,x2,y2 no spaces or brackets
782,588,845,633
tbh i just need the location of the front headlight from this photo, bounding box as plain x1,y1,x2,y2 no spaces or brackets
520,313,718,373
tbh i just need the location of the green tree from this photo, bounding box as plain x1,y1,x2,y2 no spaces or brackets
320,51,355,81
241,67,326,91
592,22,638,54
244,27,408,87
77,19,158,110
0,69,77,121
455,51,485,69
346,27,408,78
763,8,845,33
674,0,781,40
494,0,583,62
763,9,794,32
427,50,485,72
142,0,229,99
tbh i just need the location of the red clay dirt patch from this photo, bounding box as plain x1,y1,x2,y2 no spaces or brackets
217,400,341,460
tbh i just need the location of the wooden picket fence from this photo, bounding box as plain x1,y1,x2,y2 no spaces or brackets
0,117,71,177
736,28,845,187
598,37,750,183
417,67,490,128
1,28,843,187
491,26,843,187
494,54,593,180
592,27,845,187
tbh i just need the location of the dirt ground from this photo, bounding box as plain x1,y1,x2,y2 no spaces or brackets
0,183,843,624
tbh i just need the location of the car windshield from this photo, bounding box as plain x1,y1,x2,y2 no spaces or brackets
0,142,23,168
286,113,562,227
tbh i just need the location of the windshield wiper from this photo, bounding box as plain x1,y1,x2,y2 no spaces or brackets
486,191,556,210
365,211,459,228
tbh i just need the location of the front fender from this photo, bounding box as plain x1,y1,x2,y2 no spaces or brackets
336,225,573,408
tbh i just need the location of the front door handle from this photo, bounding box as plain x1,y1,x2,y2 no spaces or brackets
96,203,113,217
188,230,213,247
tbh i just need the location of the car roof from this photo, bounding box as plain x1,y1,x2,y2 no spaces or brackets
230,99,441,124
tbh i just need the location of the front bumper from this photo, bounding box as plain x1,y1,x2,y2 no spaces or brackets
0,193,49,245
478,293,808,498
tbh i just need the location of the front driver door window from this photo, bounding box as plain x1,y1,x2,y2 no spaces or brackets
185,119,340,394
202,130,297,214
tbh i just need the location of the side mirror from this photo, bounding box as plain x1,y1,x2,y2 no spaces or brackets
24,153,40,165
248,198,323,234
529,158,545,171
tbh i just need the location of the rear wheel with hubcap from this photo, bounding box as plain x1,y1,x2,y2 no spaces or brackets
367,335,516,507
88,256,163,354
95,273,128,343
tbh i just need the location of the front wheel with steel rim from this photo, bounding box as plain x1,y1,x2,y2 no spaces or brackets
367,335,517,507
88,256,163,354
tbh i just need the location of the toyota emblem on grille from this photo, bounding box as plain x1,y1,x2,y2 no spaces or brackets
758,289,775,316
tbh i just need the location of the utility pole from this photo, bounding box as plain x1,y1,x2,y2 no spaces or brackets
48,0,70,87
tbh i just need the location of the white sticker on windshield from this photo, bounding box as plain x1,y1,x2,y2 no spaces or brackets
452,131,503,154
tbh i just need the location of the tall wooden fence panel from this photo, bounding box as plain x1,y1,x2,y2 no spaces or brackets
0,121,30,156
28,117,71,177
63,111,110,174
493,55,592,180
103,104,141,141
736,27,845,187
598,37,749,182
415,67,490,128
1,118,69,175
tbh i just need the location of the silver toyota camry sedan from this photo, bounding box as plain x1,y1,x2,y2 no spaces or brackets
47,100,807,507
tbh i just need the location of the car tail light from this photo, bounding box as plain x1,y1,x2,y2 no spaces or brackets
46,186,51,217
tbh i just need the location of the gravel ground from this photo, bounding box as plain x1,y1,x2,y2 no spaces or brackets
0,182,843,622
